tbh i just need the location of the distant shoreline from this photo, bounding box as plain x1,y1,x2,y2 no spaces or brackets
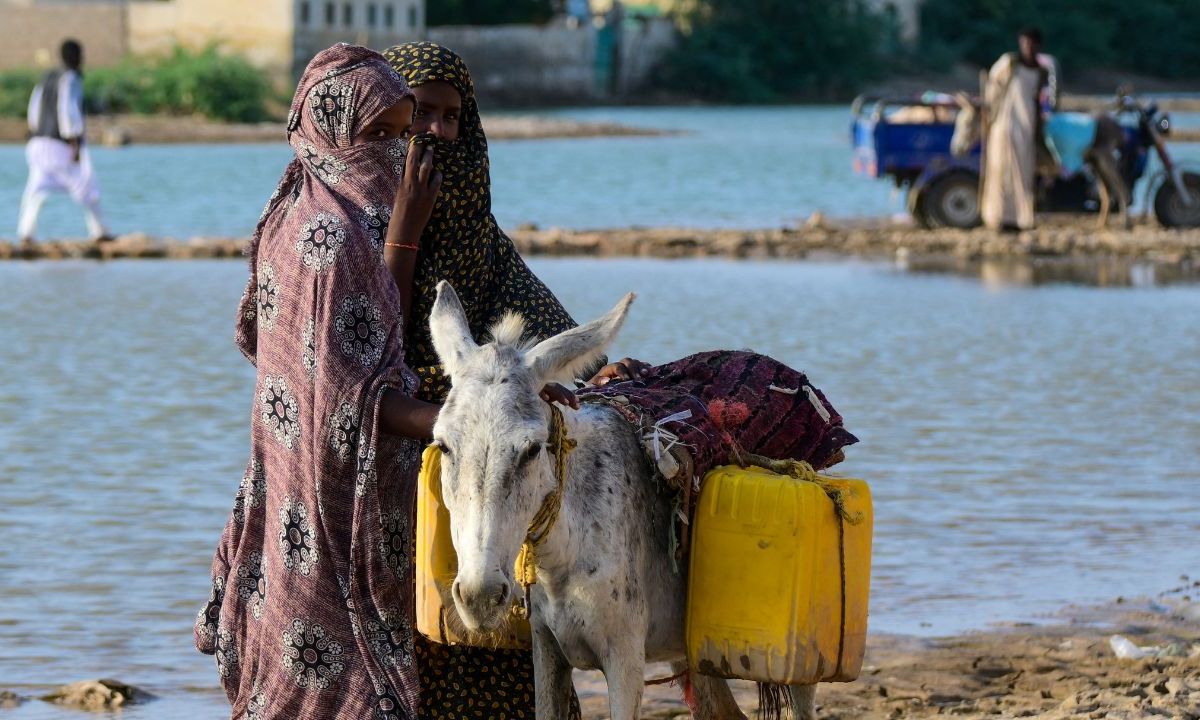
1,96,1197,145
0,113,668,145
3,220,1198,285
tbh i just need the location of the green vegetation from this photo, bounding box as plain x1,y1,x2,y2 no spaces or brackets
920,0,1200,79
660,0,889,103
0,45,273,122
0,68,40,118
429,0,555,26
87,45,273,122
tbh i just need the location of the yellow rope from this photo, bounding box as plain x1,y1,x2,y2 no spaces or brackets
735,451,865,525
513,404,576,619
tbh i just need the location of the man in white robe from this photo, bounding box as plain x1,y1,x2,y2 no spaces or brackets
981,27,1049,231
17,39,111,245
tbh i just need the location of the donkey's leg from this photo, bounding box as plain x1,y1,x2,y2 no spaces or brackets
684,670,747,720
1095,174,1112,229
789,684,817,720
531,621,575,720
603,640,646,720
1090,149,1131,229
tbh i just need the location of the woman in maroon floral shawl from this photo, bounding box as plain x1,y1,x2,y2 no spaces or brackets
195,45,437,719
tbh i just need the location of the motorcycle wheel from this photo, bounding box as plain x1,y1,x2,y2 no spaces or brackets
910,195,936,229
1153,172,1200,228
924,172,981,229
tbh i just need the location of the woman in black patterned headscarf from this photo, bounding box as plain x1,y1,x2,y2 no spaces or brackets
382,40,649,720
382,41,644,407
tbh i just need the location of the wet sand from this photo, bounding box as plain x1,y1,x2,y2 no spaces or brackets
0,113,665,145
2,592,1192,717
575,586,1200,719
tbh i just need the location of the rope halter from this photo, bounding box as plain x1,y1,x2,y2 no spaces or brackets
513,403,576,619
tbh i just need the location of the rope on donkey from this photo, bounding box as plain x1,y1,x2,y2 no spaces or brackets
734,451,864,525
513,403,577,619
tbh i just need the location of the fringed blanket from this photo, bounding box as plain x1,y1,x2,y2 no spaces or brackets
578,350,859,565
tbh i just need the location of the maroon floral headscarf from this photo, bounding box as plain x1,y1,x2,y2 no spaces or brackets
237,43,414,361
199,45,426,720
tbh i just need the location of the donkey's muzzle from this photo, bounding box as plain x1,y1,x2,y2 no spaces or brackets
451,575,512,630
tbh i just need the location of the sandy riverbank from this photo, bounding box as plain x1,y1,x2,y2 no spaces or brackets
0,113,665,145
574,584,1200,719
3,589,1193,716
4,220,1199,284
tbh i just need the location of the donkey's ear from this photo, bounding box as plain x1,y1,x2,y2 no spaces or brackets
525,293,635,385
430,281,479,377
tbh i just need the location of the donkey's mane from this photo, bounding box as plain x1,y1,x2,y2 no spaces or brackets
487,311,537,350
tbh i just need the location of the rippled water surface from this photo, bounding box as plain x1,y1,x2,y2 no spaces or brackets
3,106,1200,239
1,257,1197,718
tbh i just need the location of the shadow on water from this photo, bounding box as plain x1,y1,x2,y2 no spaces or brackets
897,254,1200,287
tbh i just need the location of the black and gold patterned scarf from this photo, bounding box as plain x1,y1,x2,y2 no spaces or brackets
383,41,583,403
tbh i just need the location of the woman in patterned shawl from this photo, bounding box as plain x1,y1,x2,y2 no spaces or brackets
195,45,441,720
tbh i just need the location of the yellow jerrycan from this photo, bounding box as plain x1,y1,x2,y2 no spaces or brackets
415,446,532,649
686,464,873,685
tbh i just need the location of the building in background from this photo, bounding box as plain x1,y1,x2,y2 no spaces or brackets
588,0,695,16
0,0,426,79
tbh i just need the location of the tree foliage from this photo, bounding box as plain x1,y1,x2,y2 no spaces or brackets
660,0,889,103
428,0,556,26
920,0,1200,79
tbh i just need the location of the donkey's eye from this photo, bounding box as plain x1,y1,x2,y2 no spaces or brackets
517,443,543,465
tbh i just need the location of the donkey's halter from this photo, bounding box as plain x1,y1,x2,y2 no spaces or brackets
513,403,576,619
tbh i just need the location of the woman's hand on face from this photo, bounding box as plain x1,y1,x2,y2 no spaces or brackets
539,383,580,410
391,141,442,243
588,358,652,387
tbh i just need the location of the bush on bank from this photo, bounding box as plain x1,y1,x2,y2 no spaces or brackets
0,68,40,118
0,45,273,123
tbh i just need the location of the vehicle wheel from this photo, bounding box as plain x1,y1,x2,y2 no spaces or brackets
910,194,936,229
924,173,981,229
1153,172,1200,228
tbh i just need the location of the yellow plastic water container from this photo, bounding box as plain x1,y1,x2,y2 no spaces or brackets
415,446,532,650
686,465,873,685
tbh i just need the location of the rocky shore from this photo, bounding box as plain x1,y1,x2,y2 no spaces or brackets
0,113,665,145
4,220,1198,285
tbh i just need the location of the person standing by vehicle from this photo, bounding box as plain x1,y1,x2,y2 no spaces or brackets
981,27,1049,231
17,39,111,247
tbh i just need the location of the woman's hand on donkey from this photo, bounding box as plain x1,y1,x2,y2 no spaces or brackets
539,383,580,410
589,357,652,386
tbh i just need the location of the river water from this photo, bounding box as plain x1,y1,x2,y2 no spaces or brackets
1,257,1198,718
2,105,1200,716
3,106,1200,239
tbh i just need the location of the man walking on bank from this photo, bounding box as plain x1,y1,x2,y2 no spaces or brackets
981,27,1050,232
18,39,112,246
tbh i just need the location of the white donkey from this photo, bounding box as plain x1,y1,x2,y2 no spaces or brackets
428,281,817,720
